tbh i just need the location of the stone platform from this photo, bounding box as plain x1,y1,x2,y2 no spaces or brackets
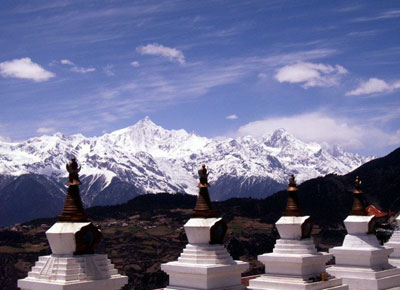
248,275,347,290
327,265,400,290
18,254,128,290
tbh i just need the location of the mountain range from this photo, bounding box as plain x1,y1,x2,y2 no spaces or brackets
0,117,372,226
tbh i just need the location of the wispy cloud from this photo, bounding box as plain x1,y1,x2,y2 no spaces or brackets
0,58,55,82
226,114,238,120
275,62,347,88
60,59,74,65
347,29,381,37
0,45,344,141
59,59,96,74
70,66,96,74
137,43,185,64
42,48,340,132
260,49,337,67
103,65,115,76
368,105,400,123
12,1,73,14
346,78,400,96
353,9,400,22
335,5,363,13
0,135,10,142
36,127,55,134
201,21,254,39
43,60,248,132
257,73,268,79
359,46,400,63
130,61,140,67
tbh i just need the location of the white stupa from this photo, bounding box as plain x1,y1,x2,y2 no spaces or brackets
18,157,128,290
248,175,348,290
327,177,400,290
161,165,249,289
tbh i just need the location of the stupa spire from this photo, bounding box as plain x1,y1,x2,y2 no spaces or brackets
282,174,305,216
193,164,217,218
349,176,368,216
58,156,89,222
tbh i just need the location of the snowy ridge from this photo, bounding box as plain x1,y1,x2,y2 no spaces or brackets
0,117,372,204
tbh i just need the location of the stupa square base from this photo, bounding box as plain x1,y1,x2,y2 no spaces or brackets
330,246,393,268
248,275,347,290
259,251,331,279
162,260,248,290
258,239,332,280
327,265,400,290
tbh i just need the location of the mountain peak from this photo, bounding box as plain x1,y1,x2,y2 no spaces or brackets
264,128,296,147
271,128,288,137
109,117,162,137
134,116,157,127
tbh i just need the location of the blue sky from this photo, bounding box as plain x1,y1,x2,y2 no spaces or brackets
0,0,399,156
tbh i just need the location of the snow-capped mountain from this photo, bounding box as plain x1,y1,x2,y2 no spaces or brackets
0,117,372,207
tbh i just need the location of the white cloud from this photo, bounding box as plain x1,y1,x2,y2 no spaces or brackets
36,127,55,134
70,66,96,74
60,59,74,65
346,78,400,96
236,112,397,150
226,114,238,120
130,61,140,67
137,43,185,64
0,58,55,82
275,62,347,88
